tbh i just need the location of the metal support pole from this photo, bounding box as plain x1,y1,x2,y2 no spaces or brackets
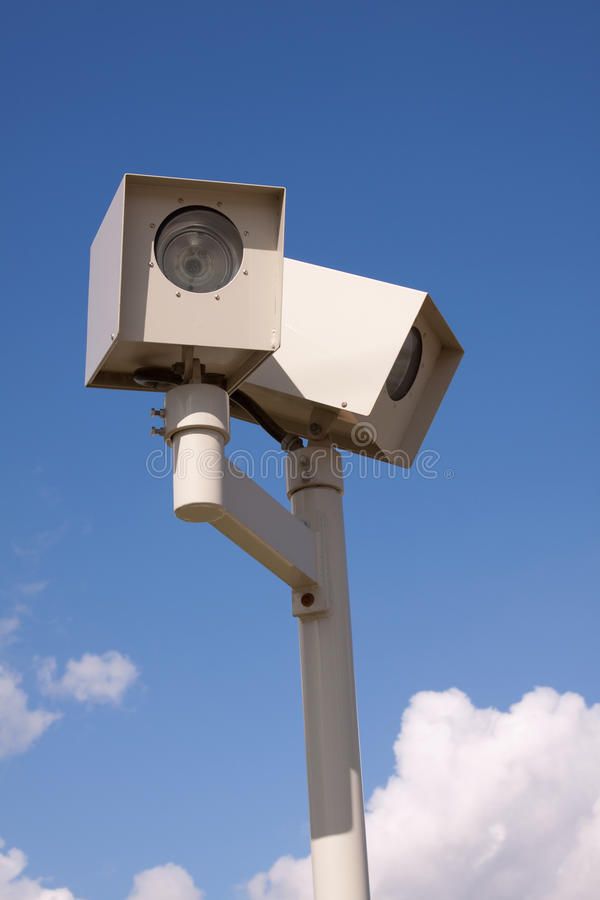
287,445,371,900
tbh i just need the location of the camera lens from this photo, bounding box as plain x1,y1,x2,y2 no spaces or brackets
386,327,423,401
155,206,243,294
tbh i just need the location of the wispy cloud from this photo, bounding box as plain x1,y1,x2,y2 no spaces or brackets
0,616,20,647
16,580,48,597
11,524,68,561
38,485,62,507
0,666,60,760
38,651,139,706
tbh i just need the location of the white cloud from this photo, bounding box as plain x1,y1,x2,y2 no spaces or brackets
37,652,139,706
246,857,312,900
127,864,204,900
0,845,207,900
0,667,59,760
0,839,79,899
246,687,600,900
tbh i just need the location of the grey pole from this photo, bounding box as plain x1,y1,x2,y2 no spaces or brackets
287,444,371,900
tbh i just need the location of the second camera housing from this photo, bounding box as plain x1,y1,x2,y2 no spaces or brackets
239,259,463,467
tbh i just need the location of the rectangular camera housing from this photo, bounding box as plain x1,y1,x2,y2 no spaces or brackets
237,259,463,467
86,174,285,392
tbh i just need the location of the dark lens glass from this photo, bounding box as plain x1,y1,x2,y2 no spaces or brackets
385,327,423,401
155,206,243,293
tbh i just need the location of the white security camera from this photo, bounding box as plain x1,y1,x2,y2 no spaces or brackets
85,174,286,393
236,259,463,465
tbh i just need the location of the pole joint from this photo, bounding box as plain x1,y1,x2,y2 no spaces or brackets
287,444,344,619
286,443,344,499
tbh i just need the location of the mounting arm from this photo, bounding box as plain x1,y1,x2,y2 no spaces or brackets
162,382,318,590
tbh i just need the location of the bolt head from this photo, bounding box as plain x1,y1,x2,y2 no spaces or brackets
300,593,315,608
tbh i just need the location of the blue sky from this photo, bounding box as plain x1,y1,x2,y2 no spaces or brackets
0,2,599,898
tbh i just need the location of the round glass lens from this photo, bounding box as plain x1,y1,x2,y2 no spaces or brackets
385,327,423,401
155,206,243,293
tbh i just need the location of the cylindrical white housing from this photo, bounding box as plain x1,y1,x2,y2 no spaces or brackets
172,429,225,522
165,383,230,522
